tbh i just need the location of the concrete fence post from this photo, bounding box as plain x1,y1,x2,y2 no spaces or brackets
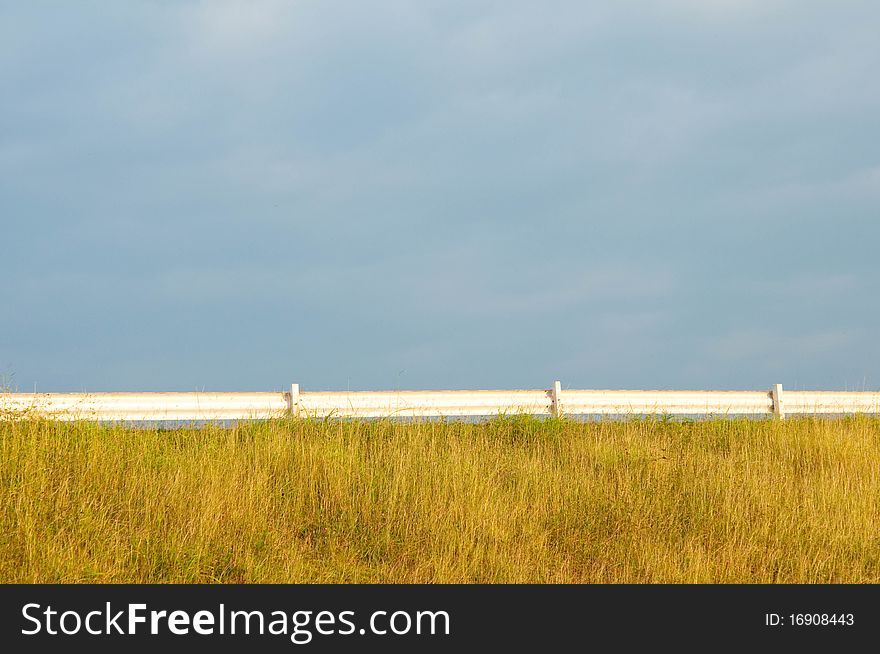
771,383,785,420
551,380,563,418
289,383,300,417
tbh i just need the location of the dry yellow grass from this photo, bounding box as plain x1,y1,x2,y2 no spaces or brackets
1,416,879,583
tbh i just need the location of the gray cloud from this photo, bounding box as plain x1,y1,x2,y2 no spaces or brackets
2,1,879,392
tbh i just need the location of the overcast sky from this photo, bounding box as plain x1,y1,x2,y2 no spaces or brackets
2,1,879,393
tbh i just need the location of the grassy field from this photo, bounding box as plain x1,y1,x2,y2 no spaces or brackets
1,416,879,583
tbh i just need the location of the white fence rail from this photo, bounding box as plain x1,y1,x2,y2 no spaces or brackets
3,383,880,422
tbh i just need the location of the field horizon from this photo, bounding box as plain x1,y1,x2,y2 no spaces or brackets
2,416,878,583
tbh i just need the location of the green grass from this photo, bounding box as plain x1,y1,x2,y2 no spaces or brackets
2,416,879,583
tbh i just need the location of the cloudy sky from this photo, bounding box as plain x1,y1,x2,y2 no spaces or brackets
2,1,879,393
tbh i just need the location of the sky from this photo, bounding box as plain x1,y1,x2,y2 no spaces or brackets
2,1,879,393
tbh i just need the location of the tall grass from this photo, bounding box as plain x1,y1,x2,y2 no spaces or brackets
1,416,878,583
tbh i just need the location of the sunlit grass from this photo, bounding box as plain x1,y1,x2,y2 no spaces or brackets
2,416,878,583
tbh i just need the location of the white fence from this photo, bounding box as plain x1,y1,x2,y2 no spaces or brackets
3,383,880,422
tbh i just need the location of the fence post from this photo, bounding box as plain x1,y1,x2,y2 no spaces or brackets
551,380,563,418
289,383,300,417
771,383,785,420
